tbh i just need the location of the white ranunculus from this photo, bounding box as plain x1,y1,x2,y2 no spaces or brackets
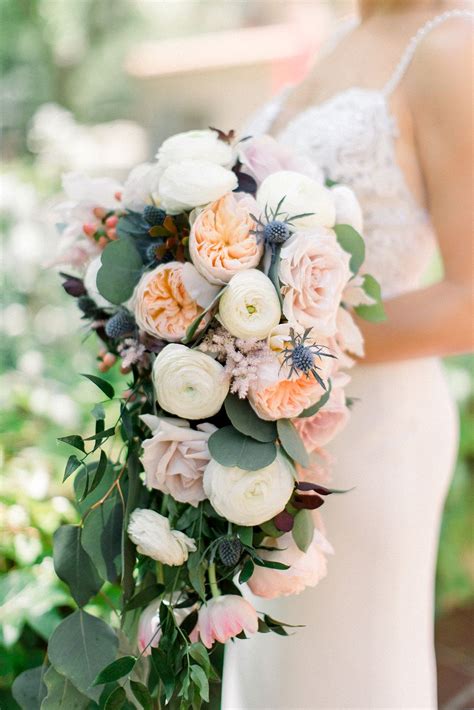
156,130,234,171
218,269,281,340
122,162,161,212
84,255,112,309
257,170,336,229
203,453,295,526
127,508,196,565
153,344,230,420
158,160,238,214
330,184,364,233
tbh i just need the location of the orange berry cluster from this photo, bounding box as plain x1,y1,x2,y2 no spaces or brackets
83,197,123,249
97,348,131,376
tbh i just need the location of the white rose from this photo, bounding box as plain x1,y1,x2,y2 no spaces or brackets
127,508,196,566
203,453,295,526
153,343,230,420
158,159,238,214
257,170,336,230
156,130,234,171
122,162,161,212
218,269,281,340
330,185,364,233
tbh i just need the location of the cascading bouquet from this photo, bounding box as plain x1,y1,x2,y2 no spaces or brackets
24,130,385,709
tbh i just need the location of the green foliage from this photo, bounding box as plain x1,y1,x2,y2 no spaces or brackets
354,274,387,322
334,224,365,274
299,380,332,418
208,425,277,470
96,239,143,305
277,419,310,468
41,666,90,709
93,655,136,685
53,525,103,606
292,510,314,552
224,395,278,442
11,665,47,710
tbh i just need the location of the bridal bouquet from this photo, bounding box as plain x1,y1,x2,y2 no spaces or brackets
16,130,384,709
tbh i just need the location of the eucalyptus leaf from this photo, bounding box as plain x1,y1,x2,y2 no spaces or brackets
208,426,277,471
292,509,314,552
53,525,102,606
334,224,365,274
298,380,332,418
41,666,90,710
354,274,387,322
81,494,123,583
224,395,277,442
48,610,118,701
96,238,143,305
277,419,310,468
12,665,47,710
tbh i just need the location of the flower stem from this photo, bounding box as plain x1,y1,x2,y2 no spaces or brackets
156,562,164,584
208,562,221,598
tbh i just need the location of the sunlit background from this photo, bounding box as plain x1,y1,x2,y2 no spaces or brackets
1,1,473,707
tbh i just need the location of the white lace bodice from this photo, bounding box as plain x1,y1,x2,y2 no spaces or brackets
244,10,473,299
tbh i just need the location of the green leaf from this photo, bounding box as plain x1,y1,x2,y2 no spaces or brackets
81,373,115,400
292,509,314,552
86,450,108,497
104,685,126,710
187,551,206,601
53,525,102,606
48,609,118,701
181,286,226,344
96,238,143,305
150,648,175,702
208,426,277,471
235,525,253,547
277,419,310,468
12,665,47,710
189,642,210,674
268,244,283,307
41,666,90,709
190,664,209,703
93,656,136,685
298,380,332,418
238,558,255,584
259,520,285,538
130,680,152,710
354,273,387,322
58,435,85,453
224,395,277,442
253,558,289,570
124,583,165,611
334,224,365,274
82,493,123,583
63,454,83,482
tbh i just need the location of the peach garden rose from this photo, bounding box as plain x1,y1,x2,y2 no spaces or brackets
189,192,262,284
134,261,206,342
295,385,350,451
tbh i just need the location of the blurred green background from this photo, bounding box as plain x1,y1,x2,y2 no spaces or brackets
1,1,472,707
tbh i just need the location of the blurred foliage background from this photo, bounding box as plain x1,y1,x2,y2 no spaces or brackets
1,1,472,707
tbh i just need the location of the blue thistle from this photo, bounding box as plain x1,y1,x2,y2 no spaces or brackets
143,205,166,226
281,328,336,389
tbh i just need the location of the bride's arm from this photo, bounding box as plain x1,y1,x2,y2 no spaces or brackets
357,23,473,365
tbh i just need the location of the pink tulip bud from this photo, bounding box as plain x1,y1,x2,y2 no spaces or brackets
198,595,258,649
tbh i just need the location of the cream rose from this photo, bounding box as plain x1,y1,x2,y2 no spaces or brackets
127,509,196,565
279,229,351,335
158,159,238,214
153,344,230,420
330,184,363,233
122,162,161,212
140,414,216,506
156,130,234,171
203,453,295,526
257,170,336,229
218,269,281,340
189,193,262,285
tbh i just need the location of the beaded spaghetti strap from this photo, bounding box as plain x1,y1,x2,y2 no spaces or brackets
382,9,474,97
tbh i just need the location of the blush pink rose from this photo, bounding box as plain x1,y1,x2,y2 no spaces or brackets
295,386,350,451
296,448,334,487
189,192,262,285
247,530,333,599
140,414,216,506
279,229,351,336
198,595,259,649
336,306,365,358
238,134,323,184
134,261,207,342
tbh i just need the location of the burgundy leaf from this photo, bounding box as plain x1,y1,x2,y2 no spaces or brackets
62,276,86,298
274,510,294,532
292,494,325,510
296,482,334,496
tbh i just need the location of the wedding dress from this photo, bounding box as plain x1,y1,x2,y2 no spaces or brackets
222,11,472,709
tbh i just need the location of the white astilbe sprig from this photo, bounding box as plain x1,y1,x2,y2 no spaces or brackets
118,338,148,369
199,326,274,398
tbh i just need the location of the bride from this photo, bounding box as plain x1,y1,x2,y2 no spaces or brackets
222,2,473,708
